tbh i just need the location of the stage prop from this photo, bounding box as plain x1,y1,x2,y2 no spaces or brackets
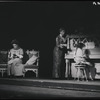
65,34,100,79
0,50,39,77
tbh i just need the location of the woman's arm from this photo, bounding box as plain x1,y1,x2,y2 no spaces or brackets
8,51,11,61
56,37,60,47
8,50,13,60
15,49,24,59
62,37,66,43
61,37,67,48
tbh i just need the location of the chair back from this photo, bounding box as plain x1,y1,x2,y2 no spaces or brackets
26,50,39,66
0,50,8,64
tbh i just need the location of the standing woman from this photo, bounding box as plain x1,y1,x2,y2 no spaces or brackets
7,39,24,77
52,28,67,79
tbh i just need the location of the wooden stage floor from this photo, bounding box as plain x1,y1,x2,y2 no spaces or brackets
0,78,100,93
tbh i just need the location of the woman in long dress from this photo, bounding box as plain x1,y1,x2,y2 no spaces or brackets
7,39,24,77
52,28,67,79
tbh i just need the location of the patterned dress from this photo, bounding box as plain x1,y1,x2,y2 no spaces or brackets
52,35,67,78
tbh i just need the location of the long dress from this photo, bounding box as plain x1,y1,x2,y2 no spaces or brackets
7,48,24,76
52,35,66,78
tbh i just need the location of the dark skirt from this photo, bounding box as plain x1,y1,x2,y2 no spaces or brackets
52,46,65,78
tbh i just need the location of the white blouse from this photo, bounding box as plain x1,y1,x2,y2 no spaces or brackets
8,48,23,59
74,48,83,58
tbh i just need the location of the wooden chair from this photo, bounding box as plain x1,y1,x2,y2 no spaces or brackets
24,51,39,78
0,64,7,77
0,51,8,77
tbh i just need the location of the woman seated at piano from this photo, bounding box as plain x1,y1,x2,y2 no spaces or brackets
7,39,24,77
74,42,92,66
74,42,93,80
74,42,86,64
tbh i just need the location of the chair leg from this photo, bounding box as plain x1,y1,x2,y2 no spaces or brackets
23,73,25,77
77,68,80,81
84,69,88,81
81,69,85,81
89,72,93,80
36,70,38,78
74,68,78,80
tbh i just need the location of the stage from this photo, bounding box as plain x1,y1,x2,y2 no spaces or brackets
0,78,100,92
0,78,100,98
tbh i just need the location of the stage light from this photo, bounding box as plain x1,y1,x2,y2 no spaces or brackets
93,2,97,5
93,1,100,5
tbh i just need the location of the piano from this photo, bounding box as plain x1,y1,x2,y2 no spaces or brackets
64,34,100,79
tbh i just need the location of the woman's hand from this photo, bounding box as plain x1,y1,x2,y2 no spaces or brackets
59,44,67,48
63,44,67,47
59,44,63,48
14,53,23,58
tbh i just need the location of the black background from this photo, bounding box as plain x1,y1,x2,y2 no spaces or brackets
0,1,100,78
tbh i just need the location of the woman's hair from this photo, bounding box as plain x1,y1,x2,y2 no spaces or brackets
76,43,85,49
59,27,65,32
11,39,19,45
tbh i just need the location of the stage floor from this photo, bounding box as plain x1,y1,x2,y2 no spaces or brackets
0,78,100,93
1,78,100,85
0,78,100,98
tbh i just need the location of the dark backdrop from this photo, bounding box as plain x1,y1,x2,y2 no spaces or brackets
0,1,100,78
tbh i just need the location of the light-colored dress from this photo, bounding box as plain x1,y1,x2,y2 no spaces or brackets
74,48,85,64
74,48,86,78
7,48,24,76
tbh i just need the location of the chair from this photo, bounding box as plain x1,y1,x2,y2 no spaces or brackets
74,63,88,81
0,64,7,77
24,51,39,78
0,50,40,78
0,51,8,77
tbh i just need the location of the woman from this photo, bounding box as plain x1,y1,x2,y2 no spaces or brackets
52,28,67,79
73,43,86,80
74,43,85,64
7,39,24,77
74,43,93,80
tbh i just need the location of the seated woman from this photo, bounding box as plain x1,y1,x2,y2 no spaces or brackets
7,39,24,77
74,43,86,64
74,42,93,80
24,49,38,66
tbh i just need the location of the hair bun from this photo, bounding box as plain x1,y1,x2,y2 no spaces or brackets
11,39,19,45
